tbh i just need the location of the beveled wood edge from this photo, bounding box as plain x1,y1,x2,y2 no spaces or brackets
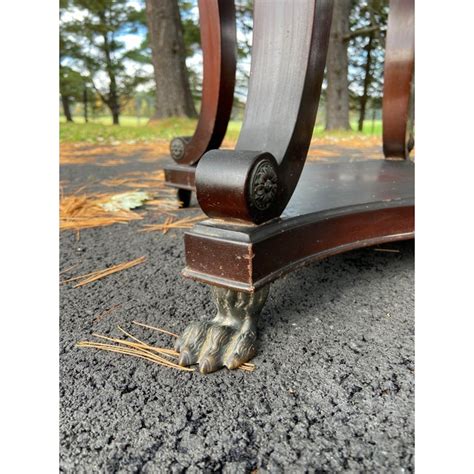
182,231,414,293
187,198,414,244
182,202,414,292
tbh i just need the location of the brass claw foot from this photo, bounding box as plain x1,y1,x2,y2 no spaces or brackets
175,285,269,373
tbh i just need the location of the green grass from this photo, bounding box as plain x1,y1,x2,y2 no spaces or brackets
314,120,383,136
60,115,382,143
60,115,242,143
59,115,152,126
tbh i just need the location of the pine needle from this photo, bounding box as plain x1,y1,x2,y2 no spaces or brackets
64,256,146,288
131,321,255,371
239,364,255,372
91,334,182,367
132,320,178,338
59,263,80,275
60,143,171,167
143,197,184,217
100,170,171,192
112,328,179,359
60,193,143,231
77,323,256,372
140,215,204,233
86,332,188,370
116,325,148,345
77,341,195,372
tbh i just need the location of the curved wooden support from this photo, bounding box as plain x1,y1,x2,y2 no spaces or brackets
382,0,415,159
169,0,236,164
195,0,334,224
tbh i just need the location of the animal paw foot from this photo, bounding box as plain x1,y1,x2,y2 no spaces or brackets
175,320,257,373
175,286,269,374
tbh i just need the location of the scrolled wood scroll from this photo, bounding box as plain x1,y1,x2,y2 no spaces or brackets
382,0,415,159
169,0,236,165
195,0,334,224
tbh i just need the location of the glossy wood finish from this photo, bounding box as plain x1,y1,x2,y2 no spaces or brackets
173,1,415,373
195,0,334,224
181,0,415,294
382,0,415,159
164,0,236,187
164,164,196,191
183,160,414,292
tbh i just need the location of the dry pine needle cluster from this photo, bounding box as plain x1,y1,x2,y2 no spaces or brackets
77,321,256,373
63,256,146,288
60,193,143,232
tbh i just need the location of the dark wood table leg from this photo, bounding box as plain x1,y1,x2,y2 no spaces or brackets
175,0,414,374
175,0,334,372
177,188,192,208
163,0,237,207
382,0,414,159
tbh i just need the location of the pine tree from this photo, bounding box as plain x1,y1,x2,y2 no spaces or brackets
60,0,147,124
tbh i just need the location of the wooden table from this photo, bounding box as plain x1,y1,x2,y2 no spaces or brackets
164,0,414,373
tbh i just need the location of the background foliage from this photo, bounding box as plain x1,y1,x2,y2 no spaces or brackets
60,0,390,137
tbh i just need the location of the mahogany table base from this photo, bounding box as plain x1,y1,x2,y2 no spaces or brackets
164,164,196,192
164,164,196,208
174,160,414,372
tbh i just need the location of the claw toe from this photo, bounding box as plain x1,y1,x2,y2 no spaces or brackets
174,338,183,353
224,332,257,369
199,357,218,374
178,350,194,367
223,357,240,370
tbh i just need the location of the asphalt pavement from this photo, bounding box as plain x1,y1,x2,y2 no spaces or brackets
60,150,414,472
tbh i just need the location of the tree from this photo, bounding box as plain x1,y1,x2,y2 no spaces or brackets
348,0,388,131
60,0,148,125
234,0,253,101
356,31,374,131
145,0,197,119
139,0,253,119
325,0,387,131
59,66,86,122
325,0,352,130
60,2,82,122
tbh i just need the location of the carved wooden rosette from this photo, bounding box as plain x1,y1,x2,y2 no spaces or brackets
195,0,334,224
249,160,278,212
169,136,192,161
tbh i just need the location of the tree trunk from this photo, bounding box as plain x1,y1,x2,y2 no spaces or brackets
112,109,120,125
325,0,351,130
83,87,88,123
99,14,121,126
145,0,197,119
358,32,374,132
61,94,73,122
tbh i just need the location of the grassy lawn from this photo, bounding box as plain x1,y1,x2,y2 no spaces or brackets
60,115,382,143
60,116,242,143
